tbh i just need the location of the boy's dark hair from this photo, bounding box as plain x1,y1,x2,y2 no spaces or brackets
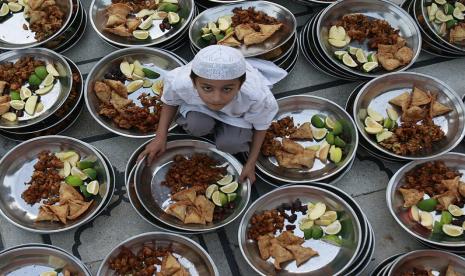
190,71,246,85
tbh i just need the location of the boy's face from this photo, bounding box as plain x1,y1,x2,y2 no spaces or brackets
192,76,242,111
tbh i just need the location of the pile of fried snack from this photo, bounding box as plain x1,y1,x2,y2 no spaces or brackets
166,187,215,225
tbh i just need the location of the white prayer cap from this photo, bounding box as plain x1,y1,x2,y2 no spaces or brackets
191,45,247,80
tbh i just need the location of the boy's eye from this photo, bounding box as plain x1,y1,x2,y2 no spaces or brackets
223,87,232,92
202,86,212,92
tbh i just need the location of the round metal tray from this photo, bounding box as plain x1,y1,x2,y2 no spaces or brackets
134,138,250,232
353,72,465,160
316,0,422,78
0,48,73,129
388,250,465,275
85,47,182,138
0,244,91,275
238,185,363,276
0,0,74,50
97,232,219,276
386,152,465,248
0,135,111,233
189,1,297,57
90,0,195,48
256,95,358,183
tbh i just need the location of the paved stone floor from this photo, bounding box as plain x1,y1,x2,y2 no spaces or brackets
1,0,465,275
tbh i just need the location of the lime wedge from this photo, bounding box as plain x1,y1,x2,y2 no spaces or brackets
448,204,464,217
334,51,347,60
217,174,233,186
453,7,464,20
42,74,54,87
355,48,367,63
65,175,83,187
311,115,325,128
227,193,237,202
168,12,180,24
334,136,346,148
331,120,343,135
0,3,9,17
445,3,455,15
328,38,348,48
212,191,227,207
9,100,25,110
1,112,16,122
220,181,238,194
376,131,393,142
367,53,378,63
71,166,88,180
58,161,71,178
329,145,342,163
35,102,44,113
326,132,335,144
324,220,342,235
456,2,465,12
136,9,156,18
40,272,57,276
367,107,384,122
24,95,38,115
206,184,218,199
386,107,399,121
35,85,53,95
443,224,464,237
139,15,153,30
312,127,327,140
320,211,338,222
348,46,359,55
133,30,149,40
306,144,320,151
83,168,97,180
86,180,100,195
362,62,378,73
364,116,383,128
77,157,97,170
325,116,337,130
436,10,453,22
435,0,447,4
127,80,144,93
342,53,357,67
365,126,383,134
308,202,326,220
20,86,31,100
8,2,22,12
299,218,314,231
143,79,153,88
46,64,60,77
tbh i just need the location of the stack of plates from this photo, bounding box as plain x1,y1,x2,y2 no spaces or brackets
402,0,465,58
189,1,299,73
300,0,421,80
292,0,336,6
90,0,197,51
0,49,83,141
371,250,465,276
0,243,92,275
195,0,245,11
126,134,251,234
348,72,465,163
97,232,219,275
387,152,465,254
244,95,358,187
0,135,115,233
239,184,375,275
85,47,186,139
0,0,87,53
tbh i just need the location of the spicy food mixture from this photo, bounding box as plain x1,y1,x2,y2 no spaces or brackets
200,7,283,48
21,150,100,225
163,154,239,224
399,161,465,238
108,244,190,276
362,87,452,156
262,115,348,169
93,59,164,133
327,13,414,73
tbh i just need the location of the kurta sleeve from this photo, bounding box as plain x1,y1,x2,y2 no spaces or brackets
244,94,278,130
160,70,185,107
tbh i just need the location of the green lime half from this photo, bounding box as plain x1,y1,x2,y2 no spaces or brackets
440,211,453,225
334,136,346,148
331,120,343,135
83,168,97,180
417,198,438,212
311,115,325,128
65,175,83,187
34,66,48,80
326,132,335,145
311,225,324,239
142,68,160,79
28,74,41,86
80,185,93,198
9,91,20,100
212,191,227,207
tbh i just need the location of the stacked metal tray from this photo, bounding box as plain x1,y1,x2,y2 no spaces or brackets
239,184,375,275
194,0,245,11
0,135,115,233
300,0,421,80
0,243,92,275
90,0,197,51
348,72,465,163
189,1,299,73
402,0,465,58
0,49,84,141
371,250,465,276
0,0,87,53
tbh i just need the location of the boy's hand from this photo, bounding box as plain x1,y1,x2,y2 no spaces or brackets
240,161,256,184
137,135,167,164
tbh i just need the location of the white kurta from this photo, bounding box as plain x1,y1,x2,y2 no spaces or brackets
161,59,286,131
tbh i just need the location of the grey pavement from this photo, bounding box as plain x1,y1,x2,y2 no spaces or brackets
1,0,465,275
